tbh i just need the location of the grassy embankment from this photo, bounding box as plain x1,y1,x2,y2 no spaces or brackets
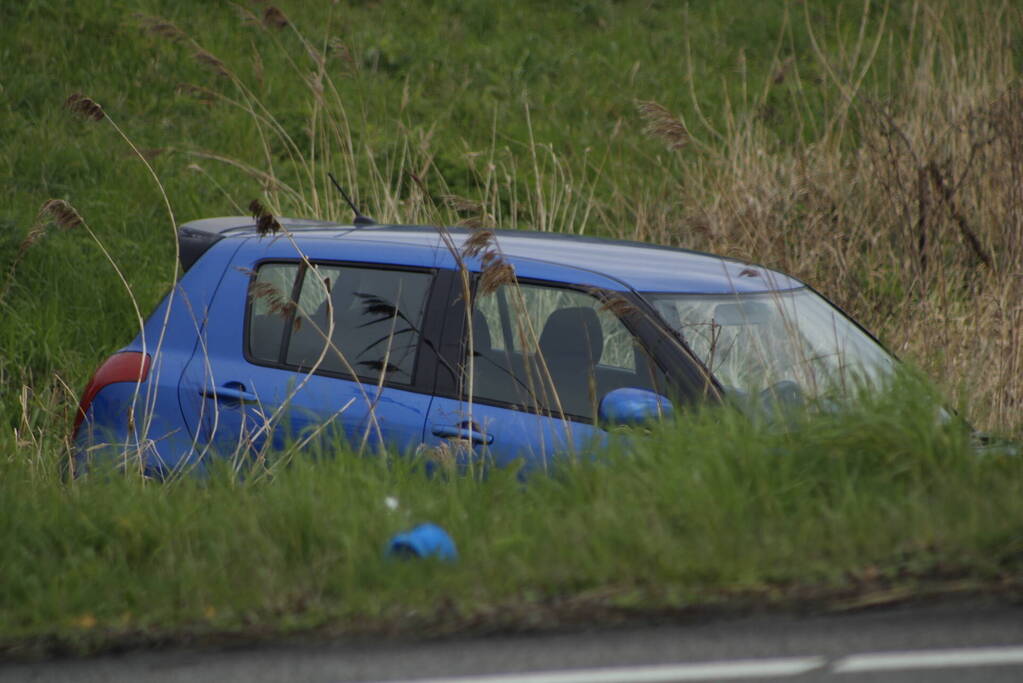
2,0,1022,655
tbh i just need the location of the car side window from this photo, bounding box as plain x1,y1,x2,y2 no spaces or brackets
468,283,668,419
248,263,298,364
247,263,433,386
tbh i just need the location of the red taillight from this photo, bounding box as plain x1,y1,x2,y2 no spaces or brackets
73,352,152,436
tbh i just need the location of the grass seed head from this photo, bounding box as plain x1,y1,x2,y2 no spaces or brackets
461,229,495,259
231,4,261,27
460,228,512,294
193,49,231,78
63,93,105,122
248,280,296,321
444,194,484,216
636,100,689,150
4,200,84,297
133,13,187,42
176,83,218,105
478,261,515,296
19,223,48,251
40,199,84,231
263,7,289,30
249,199,282,236
444,195,488,228
328,38,356,69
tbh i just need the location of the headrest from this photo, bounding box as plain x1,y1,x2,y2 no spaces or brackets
539,306,603,362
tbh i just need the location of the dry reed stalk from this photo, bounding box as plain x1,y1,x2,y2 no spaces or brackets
61,90,184,471
136,11,315,208
35,198,153,472
0,202,82,307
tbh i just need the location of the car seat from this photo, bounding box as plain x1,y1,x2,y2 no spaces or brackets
537,306,603,417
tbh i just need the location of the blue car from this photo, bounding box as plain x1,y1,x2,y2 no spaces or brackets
72,216,895,477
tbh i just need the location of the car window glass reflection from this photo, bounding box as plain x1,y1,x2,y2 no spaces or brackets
286,266,432,384
246,264,433,385
469,284,668,419
248,263,299,364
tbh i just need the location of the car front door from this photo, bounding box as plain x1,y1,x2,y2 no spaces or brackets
179,256,449,465
423,280,677,475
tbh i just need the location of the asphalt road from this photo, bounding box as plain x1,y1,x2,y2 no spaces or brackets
4,598,1023,682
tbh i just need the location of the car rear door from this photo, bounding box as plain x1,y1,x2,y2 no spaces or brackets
178,239,453,464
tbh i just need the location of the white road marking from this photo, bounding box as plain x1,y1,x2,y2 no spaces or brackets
833,645,1023,673
385,657,826,683
384,645,1023,683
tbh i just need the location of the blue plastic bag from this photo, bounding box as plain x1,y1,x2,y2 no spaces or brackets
386,522,458,561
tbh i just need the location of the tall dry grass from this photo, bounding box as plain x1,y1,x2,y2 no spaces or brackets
633,1,1023,434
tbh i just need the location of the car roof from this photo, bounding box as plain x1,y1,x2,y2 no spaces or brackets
181,217,803,294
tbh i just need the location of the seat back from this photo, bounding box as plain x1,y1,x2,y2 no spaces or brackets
537,306,604,416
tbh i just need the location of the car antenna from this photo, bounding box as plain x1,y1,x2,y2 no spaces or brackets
327,172,376,226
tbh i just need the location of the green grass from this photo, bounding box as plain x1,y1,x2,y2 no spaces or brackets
3,377,1021,656
3,0,1023,655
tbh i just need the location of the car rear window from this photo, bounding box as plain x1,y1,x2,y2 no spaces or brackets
247,263,433,385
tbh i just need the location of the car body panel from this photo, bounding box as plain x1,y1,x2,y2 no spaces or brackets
73,237,247,475
199,219,803,293
423,396,607,474
336,226,805,294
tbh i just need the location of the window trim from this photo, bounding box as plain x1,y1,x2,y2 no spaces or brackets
243,259,442,395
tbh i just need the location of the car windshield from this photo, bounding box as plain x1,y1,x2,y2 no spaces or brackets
646,288,895,402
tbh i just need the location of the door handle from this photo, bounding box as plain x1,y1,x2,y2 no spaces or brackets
201,383,258,403
431,421,494,445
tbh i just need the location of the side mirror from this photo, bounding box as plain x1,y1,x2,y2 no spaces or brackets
598,387,673,426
